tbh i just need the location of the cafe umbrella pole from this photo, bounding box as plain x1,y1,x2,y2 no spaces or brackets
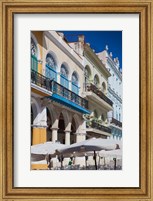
94,150,98,170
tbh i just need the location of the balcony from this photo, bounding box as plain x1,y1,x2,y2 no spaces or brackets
83,83,113,111
90,121,111,133
31,70,90,114
31,70,52,91
86,120,111,137
111,118,122,128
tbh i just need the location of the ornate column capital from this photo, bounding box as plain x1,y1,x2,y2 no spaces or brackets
32,124,47,128
51,127,59,131
74,132,86,136
64,130,71,133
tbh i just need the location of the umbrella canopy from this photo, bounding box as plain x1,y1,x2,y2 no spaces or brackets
99,149,122,158
56,138,120,155
31,141,66,156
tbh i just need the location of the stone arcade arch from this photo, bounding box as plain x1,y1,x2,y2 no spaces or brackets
58,113,66,144
70,118,77,144
31,97,41,145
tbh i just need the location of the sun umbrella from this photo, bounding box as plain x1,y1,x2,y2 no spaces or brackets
31,142,67,169
31,141,66,155
56,138,120,170
57,138,119,154
98,149,122,170
99,149,122,158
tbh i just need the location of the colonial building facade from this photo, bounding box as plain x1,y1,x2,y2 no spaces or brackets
97,46,122,140
31,31,90,147
31,31,122,169
69,35,113,139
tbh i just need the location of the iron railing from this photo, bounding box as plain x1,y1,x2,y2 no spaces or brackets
90,121,111,134
84,83,113,107
111,117,122,127
52,81,88,109
31,70,88,109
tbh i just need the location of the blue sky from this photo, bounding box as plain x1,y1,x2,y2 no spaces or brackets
61,31,122,69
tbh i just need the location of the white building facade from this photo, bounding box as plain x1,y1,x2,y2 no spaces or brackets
69,36,113,139
97,46,122,140
31,32,122,169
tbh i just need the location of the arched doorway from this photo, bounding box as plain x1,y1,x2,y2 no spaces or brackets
31,37,38,72
45,53,57,81
102,82,106,94
72,71,79,94
94,74,100,88
60,63,69,89
58,113,65,144
70,118,77,144
85,66,91,84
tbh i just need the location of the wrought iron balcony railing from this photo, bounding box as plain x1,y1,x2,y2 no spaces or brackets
31,70,88,109
84,83,113,107
87,120,111,134
111,117,122,128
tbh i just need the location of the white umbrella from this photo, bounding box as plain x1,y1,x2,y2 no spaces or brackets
56,138,120,170
99,149,122,158
31,142,67,168
98,149,122,170
31,141,66,155
57,138,120,155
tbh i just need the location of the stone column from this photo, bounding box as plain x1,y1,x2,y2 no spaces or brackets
65,130,71,145
76,133,86,143
51,128,58,142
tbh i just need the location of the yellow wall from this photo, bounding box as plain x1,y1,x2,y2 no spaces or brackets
32,128,47,145
31,164,48,170
32,31,43,74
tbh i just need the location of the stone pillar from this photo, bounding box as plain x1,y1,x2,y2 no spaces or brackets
65,130,71,145
76,133,86,143
51,128,58,142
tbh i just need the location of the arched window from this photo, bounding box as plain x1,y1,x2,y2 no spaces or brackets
61,64,68,78
71,72,79,94
94,74,100,87
31,37,38,71
102,82,106,94
45,53,57,81
60,64,69,89
72,72,78,85
46,53,56,69
84,66,91,83
31,38,37,57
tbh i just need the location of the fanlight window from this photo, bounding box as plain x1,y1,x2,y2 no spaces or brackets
31,38,37,57
61,64,68,78
46,53,56,69
72,72,78,85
